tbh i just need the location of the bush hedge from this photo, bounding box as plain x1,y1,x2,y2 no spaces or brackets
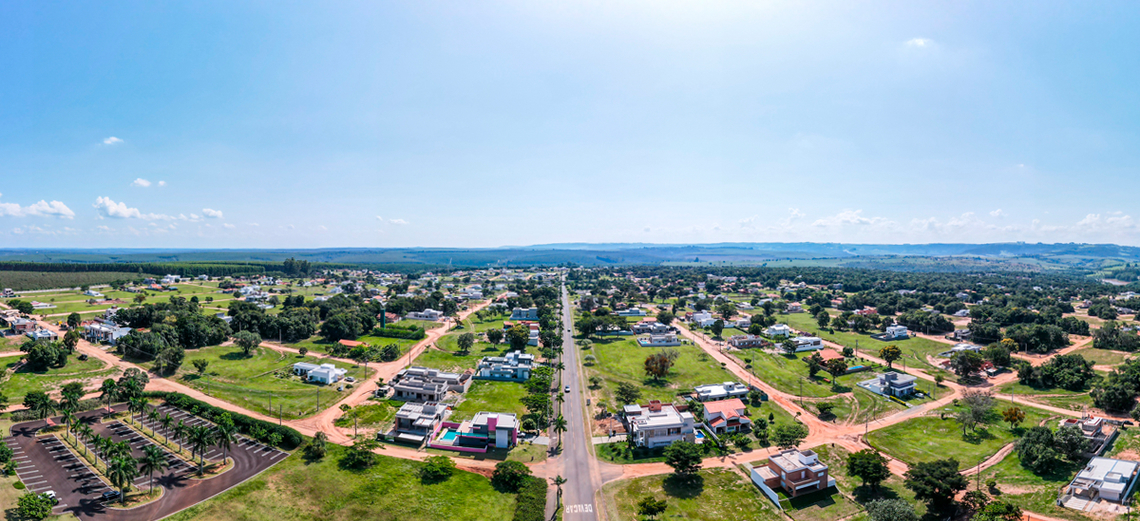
371,325,426,340
11,398,105,422
144,391,303,450
512,476,548,521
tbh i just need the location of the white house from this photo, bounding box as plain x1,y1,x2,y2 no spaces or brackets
293,362,348,385
690,311,717,327
884,325,909,340
84,290,104,298
406,309,443,321
616,307,647,317
510,307,538,321
766,324,793,337
791,336,823,352
624,401,696,448
694,381,750,401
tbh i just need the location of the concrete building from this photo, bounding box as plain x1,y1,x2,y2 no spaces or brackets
475,351,535,382
694,381,750,401
510,307,538,321
406,309,443,321
1061,457,1139,507
752,449,834,498
703,398,751,434
393,402,449,444
624,401,696,448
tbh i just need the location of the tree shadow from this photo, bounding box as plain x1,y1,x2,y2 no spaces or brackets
961,427,995,444
662,474,705,499
852,484,900,503
219,351,248,361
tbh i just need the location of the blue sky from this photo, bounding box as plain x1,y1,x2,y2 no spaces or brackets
3,1,1140,248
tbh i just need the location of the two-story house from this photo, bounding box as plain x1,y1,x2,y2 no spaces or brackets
623,401,696,448
475,351,535,382
752,449,834,498
703,398,751,434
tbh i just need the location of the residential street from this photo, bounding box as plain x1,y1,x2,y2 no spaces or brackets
548,279,610,521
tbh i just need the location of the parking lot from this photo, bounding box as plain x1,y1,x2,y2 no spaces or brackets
4,403,290,519
5,426,111,516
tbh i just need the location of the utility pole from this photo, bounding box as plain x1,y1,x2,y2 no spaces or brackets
799,379,803,407
279,405,283,426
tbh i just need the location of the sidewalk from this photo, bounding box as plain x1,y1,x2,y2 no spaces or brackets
592,434,626,444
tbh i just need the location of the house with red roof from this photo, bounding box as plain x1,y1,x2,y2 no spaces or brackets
702,398,751,434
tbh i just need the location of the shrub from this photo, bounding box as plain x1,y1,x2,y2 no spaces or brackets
492,460,532,492
419,455,456,482
13,481,25,489
511,476,547,521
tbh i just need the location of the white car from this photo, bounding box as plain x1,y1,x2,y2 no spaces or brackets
44,490,58,504
564,385,571,393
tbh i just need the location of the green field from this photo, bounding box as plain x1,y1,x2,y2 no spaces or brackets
289,333,421,358
865,401,1053,470
170,344,373,418
743,351,836,398
449,380,529,422
334,401,399,430
583,335,739,406
601,468,783,521
0,352,120,401
804,444,925,518
1070,346,1132,366
163,445,517,521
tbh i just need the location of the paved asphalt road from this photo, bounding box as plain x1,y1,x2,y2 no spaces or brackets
556,280,602,521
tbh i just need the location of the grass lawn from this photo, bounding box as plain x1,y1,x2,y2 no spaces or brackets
822,387,909,425
583,336,739,407
174,345,373,418
779,313,954,375
601,468,784,521
595,442,670,464
993,381,1095,411
334,401,399,430
163,445,517,521
743,351,836,398
288,334,420,357
1071,346,1133,366
865,401,1054,470
1106,425,1140,458
450,380,528,422
0,352,119,401
810,444,924,517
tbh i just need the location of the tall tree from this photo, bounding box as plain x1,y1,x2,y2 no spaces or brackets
904,458,968,514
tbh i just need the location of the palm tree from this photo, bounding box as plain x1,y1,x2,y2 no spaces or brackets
173,420,187,452
106,457,138,505
73,423,91,457
128,397,147,422
147,408,159,432
60,409,76,443
214,422,236,464
158,414,173,445
553,414,567,448
189,425,216,475
138,445,168,493
551,475,567,507
99,379,118,412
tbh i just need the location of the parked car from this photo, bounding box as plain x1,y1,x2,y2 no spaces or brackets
564,385,571,393
345,376,355,383
101,490,121,502
44,491,58,504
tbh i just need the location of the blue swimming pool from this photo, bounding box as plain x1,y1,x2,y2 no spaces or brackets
441,431,458,441
695,431,705,440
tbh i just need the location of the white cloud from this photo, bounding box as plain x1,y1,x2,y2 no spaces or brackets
389,218,409,225
738,215,759,229
906,38,933,47
990,209,1004,218
375,216,384,221
103,137,124,145
0,194,75,219
131,178,152,187
158,181,166,186
93,196,172,220
223,223,236,229
246,222,260,227
779,208,806,227
812,209,892,228
202,208,223,219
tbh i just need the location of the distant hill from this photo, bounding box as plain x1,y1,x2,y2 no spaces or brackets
0,242,1138,273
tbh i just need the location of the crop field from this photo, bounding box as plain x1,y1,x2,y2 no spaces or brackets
0,270,154,291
